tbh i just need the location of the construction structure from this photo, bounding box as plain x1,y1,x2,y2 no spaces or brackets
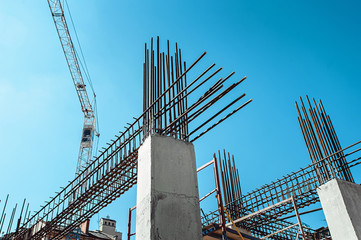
1,3,361,240
124,96,361,240
198,97,361,239
2,36,361,239
2,37,251,240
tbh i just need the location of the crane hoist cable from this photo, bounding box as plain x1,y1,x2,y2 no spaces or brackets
65,0,96,95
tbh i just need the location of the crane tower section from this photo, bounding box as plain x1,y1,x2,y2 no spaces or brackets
47,0,97,175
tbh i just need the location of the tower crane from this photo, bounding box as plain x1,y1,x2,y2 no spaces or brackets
47,0,99,176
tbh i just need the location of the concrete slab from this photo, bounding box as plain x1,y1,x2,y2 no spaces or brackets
317,178,361,240
136,135,202,240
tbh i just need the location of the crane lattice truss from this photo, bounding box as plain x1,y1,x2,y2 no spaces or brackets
202,97,361,239
11,38,251,240
47,0,96,175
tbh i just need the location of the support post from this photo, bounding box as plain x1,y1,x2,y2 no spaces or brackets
318,179,361,240
135,135,202,240
291,196,305,238
127,206,135,240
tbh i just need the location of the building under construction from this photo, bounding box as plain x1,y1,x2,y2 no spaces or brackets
1,1,361,240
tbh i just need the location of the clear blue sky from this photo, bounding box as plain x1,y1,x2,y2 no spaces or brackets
1,0,361,236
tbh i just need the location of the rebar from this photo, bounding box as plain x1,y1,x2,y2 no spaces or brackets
296,96,354,184
11,38,251,240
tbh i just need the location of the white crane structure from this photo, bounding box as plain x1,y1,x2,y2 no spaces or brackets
47,0,98,176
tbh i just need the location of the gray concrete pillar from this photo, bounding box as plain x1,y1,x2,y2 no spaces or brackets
135,135,202,240
317,178,361,240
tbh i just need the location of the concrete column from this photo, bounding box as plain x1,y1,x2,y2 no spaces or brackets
135,135,202,240
317,178,361,240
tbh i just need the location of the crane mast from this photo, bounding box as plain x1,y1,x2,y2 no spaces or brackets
47,0,97,176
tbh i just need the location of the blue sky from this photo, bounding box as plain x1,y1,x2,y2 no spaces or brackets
1,0,361,236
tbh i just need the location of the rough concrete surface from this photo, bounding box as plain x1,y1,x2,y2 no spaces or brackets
136,135,202,240
317,178,361,240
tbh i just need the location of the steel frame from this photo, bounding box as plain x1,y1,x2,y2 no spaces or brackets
202,152,308,240
10,38,251,240
202,98,361,239
203,141,361,239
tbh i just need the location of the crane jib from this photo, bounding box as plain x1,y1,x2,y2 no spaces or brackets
47,0,97,175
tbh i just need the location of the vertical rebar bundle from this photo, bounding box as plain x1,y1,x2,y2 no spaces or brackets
296,96,354,184
141,37,252,142
142,37,189,140
0,194,9,236
217,150,243,221
0,196,32,240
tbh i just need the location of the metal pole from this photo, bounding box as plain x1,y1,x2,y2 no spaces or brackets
16,199,26,233
7,204,17,235
127,207,132,240
0,213,6,236
0,194,9,232
127,206,136,240
213,155,228,240
292,196,305,238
